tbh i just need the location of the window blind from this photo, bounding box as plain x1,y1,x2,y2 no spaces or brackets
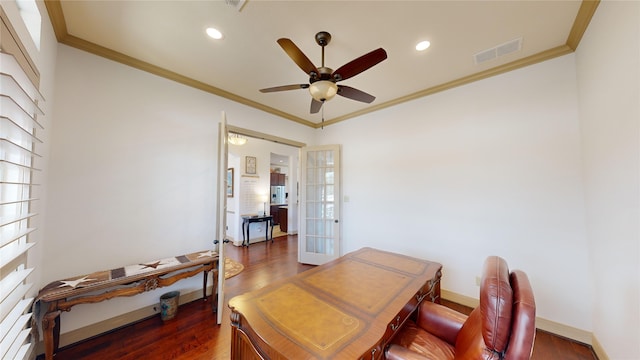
0,48,44,359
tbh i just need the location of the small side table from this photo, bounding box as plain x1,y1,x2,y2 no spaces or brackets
241,215,274,246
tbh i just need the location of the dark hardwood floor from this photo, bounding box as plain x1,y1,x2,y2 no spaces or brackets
40,235,597,360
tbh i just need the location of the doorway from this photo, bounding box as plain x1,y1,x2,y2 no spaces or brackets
225,126,304,247
270,152,290,238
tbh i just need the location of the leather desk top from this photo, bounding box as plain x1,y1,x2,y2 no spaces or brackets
228,247,442,359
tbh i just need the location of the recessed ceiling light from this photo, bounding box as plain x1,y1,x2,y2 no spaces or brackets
416,40,431,51
206,27,223,40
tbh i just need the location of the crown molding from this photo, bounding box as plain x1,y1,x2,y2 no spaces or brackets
567,0,601,51
44,0,599,129
43,0,315,129
321,45,574,128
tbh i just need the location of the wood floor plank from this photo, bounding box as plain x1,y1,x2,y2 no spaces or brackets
38,235,597,359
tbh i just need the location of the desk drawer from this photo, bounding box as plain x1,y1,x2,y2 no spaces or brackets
359,281,441,360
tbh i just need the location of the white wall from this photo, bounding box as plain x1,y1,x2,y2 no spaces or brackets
576,1,640,359
318,54,592,332
45,44,314,335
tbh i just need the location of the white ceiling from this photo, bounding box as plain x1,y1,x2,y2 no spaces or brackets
50,0,587,127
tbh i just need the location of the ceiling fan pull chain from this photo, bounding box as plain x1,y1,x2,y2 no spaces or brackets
321,101,325,129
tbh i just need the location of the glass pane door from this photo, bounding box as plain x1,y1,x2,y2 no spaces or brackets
299,145,340,265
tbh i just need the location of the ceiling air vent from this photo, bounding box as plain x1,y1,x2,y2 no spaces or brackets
225,0,247,11
474,48,497,64
474,37,522,65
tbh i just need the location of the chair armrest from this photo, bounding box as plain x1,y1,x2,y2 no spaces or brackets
415,301,468,346
386,344,431,360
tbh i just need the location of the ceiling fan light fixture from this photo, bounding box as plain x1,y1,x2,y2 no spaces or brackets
228,133,247,145
309,80,338,102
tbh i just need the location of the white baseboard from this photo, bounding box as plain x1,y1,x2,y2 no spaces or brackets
441,289,479,308
592,335,609,360
441,289,596,347
35,287,213,356
535,317,592,345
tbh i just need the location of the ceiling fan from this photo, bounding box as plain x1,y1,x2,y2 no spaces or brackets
259,31,388,114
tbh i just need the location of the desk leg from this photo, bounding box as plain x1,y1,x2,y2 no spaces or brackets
202,269,208,300
42,309,61,360
242,221,247,246
246,224,250,246
270,219,274,243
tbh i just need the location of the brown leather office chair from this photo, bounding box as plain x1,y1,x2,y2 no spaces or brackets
386,256,536,360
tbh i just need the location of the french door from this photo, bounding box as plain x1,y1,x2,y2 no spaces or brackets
215,112,228,323
299,145,341,265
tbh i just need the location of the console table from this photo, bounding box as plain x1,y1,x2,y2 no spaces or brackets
228,247,442,359
241,215,274,246
36,250,218,360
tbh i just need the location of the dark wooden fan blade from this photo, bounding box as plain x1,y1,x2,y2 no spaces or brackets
332,48,387,81
277,38,319,76
310,98,323,114
260,84,309,93
337,85,376,103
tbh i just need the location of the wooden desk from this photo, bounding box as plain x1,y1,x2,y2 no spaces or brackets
228,247,442,360
36,250,218,360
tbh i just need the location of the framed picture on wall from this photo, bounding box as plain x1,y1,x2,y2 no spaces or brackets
246,156,257,174
227,168,234,197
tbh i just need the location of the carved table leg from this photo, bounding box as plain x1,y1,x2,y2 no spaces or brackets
42,309,62,360
202,269,208,300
